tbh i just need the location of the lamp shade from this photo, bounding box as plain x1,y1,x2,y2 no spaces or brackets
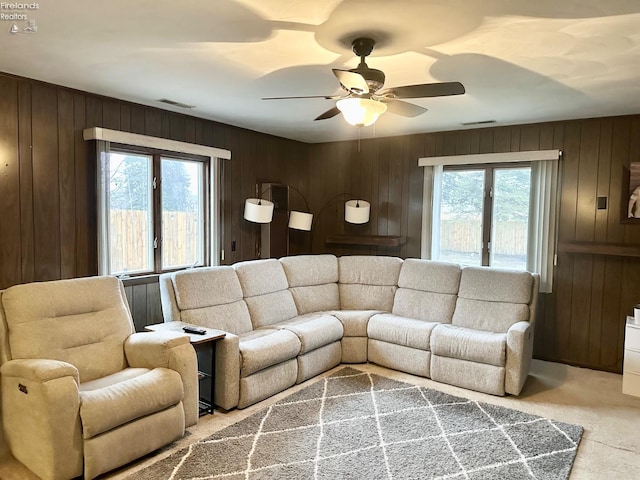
345,199,370,224
336,97,388,127
288,211,313,231
243,198,274,223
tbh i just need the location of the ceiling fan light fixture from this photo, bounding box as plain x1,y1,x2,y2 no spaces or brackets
336,97,387,127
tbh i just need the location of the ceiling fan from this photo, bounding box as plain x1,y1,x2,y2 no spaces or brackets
263,37,465,127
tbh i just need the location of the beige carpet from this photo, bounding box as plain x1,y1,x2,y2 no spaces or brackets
0,360,639,479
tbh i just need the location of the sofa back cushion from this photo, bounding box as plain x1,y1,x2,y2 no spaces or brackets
338,256,403,311
280,254,340,314
453,267,534,333
234,259,298,328
170,267,253,335
392,259,461,323
1,276,133,382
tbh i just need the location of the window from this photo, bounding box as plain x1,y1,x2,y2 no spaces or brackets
436,164,531,270
86,127,230,277
420,150,561,293
161,157,206,270
107,151,154,274
102,146,209,276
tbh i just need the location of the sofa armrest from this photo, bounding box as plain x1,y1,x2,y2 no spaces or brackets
159,272,181,322
214,333,240,410
125,332,199,427
505,321,534,395
1,359,83,479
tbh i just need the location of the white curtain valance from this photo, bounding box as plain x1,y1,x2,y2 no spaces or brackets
83,127,231,160
418,149,561,167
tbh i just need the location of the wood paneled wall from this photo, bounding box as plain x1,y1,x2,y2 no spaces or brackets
123,281,163,332
0,72,308,293
308,117,640,373
1,71,639,372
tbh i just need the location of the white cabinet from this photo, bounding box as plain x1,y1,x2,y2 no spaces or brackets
623,316,640,397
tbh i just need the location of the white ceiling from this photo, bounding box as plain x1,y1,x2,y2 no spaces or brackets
1,0,639,143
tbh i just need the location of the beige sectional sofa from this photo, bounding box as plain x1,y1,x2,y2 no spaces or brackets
160,255,539,410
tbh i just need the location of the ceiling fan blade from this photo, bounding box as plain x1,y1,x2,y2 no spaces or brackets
262,94,342,100
379,81,465,99
314,106,341,121
383,99,428,118
332,69,369,94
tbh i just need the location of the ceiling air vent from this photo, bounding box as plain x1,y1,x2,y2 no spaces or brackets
157,99,195,109
461,120,497,126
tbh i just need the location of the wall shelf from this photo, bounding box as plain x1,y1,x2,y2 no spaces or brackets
558,241,640,258
325,235,406,247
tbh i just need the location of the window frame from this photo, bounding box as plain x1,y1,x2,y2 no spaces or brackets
440,162,531,267
100,142,213,277
159,154,210,271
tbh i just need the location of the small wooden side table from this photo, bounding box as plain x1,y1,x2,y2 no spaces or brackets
145,321,226,415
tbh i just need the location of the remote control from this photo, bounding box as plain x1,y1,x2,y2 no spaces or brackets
183,326,207,335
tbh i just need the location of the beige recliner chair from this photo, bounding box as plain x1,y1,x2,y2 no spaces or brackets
0,276,198,480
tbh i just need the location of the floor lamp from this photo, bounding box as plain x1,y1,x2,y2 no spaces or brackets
288,193,371,253
244,186,370,256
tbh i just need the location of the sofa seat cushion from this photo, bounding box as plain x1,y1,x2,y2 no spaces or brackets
368,314,438,351
79,367,183,439
272,314,344,354
239,329,301,377
330,310,382,337
80,367,149,391
431,324,507,367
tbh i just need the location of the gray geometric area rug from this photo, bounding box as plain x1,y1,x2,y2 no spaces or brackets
128,367,583,480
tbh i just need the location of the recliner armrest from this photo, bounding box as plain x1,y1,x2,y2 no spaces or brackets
125,331,199,427
1,358,79,384
507,320,532,336
125,331,191,366
1,358,83,479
